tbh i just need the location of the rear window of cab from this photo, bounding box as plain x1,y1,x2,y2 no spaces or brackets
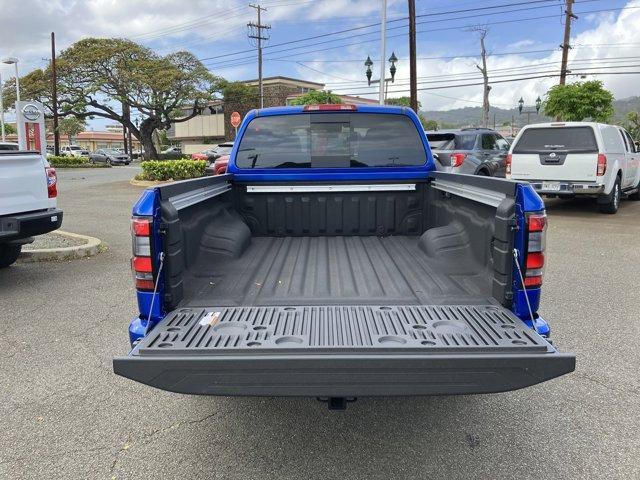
235,113,427,169
514,126,598,153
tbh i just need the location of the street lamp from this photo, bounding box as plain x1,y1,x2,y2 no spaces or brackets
0,71,5,142
364,51,398,103
2,57,20,103
518,96,542,127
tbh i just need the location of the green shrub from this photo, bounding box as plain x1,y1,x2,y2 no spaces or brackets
48,155,89,166
139,159,206,181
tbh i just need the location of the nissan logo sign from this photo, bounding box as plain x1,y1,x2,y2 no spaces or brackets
549,152,557,158
22,104,41,121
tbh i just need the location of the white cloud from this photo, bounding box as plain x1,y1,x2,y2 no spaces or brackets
302,0,640,111
507,39,536,49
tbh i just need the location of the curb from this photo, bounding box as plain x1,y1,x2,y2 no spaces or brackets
18,231,106,263
130,178,172,187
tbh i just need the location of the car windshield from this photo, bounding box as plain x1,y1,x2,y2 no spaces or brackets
102,149,121,154
235,112,427,169
0,144,18,151
70,146,81,150
514,127,598,153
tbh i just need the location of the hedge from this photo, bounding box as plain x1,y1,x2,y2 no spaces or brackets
137,159,206,181
48,155,111,168
157,153,190,161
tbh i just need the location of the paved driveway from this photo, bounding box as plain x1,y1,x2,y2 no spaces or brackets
1,169,638,479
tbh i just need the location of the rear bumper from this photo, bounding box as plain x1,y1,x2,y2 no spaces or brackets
528,181,604,195
113,351,575,397
0,208,63,242
114,305,575,397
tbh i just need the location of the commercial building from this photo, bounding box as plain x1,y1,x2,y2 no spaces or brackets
168,76,377,154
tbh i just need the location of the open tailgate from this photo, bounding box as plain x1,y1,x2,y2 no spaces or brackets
114,305,575,396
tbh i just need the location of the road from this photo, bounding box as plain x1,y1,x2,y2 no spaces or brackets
1,167,639,479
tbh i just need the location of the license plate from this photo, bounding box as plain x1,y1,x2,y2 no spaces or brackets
542,182,561,191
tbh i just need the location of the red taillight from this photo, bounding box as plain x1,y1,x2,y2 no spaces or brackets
527,213,546,232
132,218,151,236
524,212,547,289
46,167,57,198
526,252,545,270
303,104,357,111
450,152,466,168
597,154,607,176
505,154,512,176
131,216,154,291
132,256,152,272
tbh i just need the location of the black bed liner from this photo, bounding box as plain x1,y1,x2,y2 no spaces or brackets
114,305,575,396
183,235,491,307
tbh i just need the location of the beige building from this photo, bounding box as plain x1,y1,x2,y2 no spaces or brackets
168,76,377,154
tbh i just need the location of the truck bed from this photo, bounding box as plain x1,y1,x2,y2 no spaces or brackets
182,235,491,307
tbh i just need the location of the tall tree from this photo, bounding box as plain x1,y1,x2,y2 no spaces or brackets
3,38,222,159
469,26,491,128
58,38,221,158
386,96,422,109
288,90,343,105
58,116,86,143
543,80,614,122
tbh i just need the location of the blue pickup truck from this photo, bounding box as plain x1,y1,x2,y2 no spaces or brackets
114,105,574,409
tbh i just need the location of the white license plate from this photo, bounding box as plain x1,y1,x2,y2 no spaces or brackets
542,182,561,191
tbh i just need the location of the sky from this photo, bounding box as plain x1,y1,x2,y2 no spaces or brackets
1,0,639,129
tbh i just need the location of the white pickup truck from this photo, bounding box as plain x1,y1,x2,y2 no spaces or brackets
0,151,63,267
507,122,640,213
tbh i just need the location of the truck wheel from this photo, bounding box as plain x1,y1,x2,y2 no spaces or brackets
598,177,621,214
0,244,22,268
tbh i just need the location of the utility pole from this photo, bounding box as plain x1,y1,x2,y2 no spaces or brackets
51,32,60,156
248,3,270,109
379,0,387,105
408,0,418,112
559,0,577,85
122,101,130,154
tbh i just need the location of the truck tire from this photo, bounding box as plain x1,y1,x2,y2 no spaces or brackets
598,176,621,214
0,244,22,268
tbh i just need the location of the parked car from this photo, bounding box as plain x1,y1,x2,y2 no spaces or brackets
190,150,212,160
61,145,90,157
507,122,640,214
426,128,510,177
194,142,234,162
0,142,19,151
204,154,229,175
210,142,234,159
89,148,131,165
161,146,182,154
0,151,63,267
114,104,574,409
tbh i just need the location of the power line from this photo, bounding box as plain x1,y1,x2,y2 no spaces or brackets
203,3,638,70
198,0,566,63
329,70,640,96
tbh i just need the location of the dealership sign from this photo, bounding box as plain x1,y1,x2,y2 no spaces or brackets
21,103,41,121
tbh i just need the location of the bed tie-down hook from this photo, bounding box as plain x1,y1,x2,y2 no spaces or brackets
513,249,536,331
143,251,165,336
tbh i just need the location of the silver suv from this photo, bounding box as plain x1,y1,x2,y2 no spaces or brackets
426,128,511,177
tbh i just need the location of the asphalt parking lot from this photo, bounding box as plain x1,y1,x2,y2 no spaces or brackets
1,167,639,479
